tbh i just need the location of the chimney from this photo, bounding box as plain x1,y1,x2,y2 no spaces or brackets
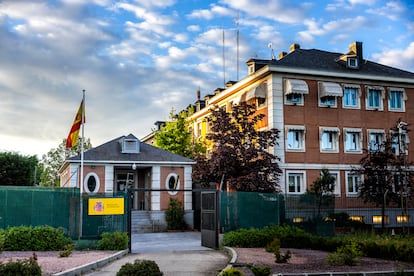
278,51,287,60
289,43,300,53
196,88,201,100
349,41,363,62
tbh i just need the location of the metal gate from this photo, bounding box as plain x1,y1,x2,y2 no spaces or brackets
126,188,219,252
200,191,219,248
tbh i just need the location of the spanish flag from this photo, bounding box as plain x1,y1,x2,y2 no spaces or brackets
66,100,85,149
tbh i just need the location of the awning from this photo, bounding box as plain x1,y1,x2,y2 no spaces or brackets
245,83,267,101
285,79,309,95
319,82,343,97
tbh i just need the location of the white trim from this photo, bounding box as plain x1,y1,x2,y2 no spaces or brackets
365,86,385,111
165,173,180,195
342,84,361,109
105,165,114,193
387,87,406,112
345,171,360,197
285,126,306,152
286,170,307,195
343,128,363,154
83,172,100,194
151,166,161,211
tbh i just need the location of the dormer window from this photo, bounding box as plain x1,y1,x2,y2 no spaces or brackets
347,57,359,69
122,138,140,153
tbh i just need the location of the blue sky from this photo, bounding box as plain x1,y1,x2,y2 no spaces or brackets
0,0,413,158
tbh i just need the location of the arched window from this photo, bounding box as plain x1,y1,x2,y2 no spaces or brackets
165,173,180,195
84,172,100,194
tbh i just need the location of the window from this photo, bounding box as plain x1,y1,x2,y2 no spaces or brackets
84,172,100,194
287,172,305,194
320,127,340,152
366,86,384,110
329,171,341,196
372,215,389,224
246,82,267,108
286,126,305,151
397,215,409,223
347,57,358,69
344,128,362,153
350,216,364,223
342,85,360,108
284,79,308,105
346,172,360,196
165,173,180,195
285,93,304,105
318,82,342,107
367,130,385,151
388,88,406,112
122,138,140,153
391,131,409,155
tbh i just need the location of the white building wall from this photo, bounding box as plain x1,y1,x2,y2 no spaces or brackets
151,166,161,211
69,165,78,188
105,165,114,193
269,75,286,193
184,166,192,210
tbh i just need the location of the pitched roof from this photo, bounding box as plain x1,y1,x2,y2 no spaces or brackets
67,134,194,164
249,48,414,79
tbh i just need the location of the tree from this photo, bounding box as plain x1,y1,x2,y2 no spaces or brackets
354,120,413,231
0,152,41,186
154,107,205,158
40,137,92,187
307,168,335,217
193,102,281,193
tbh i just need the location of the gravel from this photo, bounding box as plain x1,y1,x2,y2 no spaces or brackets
0,250,117,276
233,248,414,275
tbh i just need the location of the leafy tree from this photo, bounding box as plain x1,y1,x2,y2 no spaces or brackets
307,168,335,217
353,120,413,231
40,137,92,187
0,152,41,186
193,102,281,193
154,107,205,158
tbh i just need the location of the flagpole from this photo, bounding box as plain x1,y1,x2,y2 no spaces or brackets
79,89,85,239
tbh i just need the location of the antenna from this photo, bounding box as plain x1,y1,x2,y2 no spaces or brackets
268,42,275,60
236,11,240,81
222,28,226,87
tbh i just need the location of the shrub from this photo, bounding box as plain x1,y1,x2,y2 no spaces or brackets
117,259,163,276
248,265,271,276
97,231,128,250
59,243,75,257
165,198,187,230
0,229,5,253
219,266,244,276
0,257,41,276
327,241,363,266
4,225,70,251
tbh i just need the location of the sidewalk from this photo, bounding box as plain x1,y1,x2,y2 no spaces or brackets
75,232,230,276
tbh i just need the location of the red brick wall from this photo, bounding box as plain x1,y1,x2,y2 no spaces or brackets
160,166,185,210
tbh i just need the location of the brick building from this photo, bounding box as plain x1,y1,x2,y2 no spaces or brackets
59,133,195,230
188,42,414,228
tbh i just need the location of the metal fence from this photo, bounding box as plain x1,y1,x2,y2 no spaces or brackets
0,186,127,239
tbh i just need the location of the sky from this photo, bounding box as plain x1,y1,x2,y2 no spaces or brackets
1,0,413,158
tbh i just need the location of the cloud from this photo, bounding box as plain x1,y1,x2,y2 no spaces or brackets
366,1,406,21
221,0,306,24
372,42,414,72
296,16,369,44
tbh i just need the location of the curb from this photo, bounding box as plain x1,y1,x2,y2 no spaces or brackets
53,249,129,276
218,246,238,274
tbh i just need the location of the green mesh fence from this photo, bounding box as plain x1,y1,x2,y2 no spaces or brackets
0,186,80,238
0,187,128,239
220,191,284,232
81,192,127,239
219,191,335,235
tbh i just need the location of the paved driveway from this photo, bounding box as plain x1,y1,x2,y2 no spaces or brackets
85,232,229,276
